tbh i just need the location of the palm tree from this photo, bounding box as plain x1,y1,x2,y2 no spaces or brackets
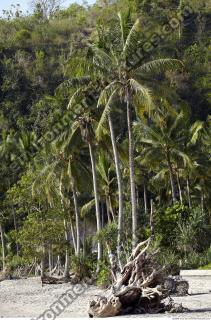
134,105,193,204
93,12,183,247
54,102,103,265
78,115,103,264
32,147,81,277
107,115,124,268
96,151,117,224
61,129,93,258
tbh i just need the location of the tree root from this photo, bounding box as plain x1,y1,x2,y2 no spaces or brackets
88,206,189,317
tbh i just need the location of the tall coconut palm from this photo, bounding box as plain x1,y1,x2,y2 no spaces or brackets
134,105,193,204
32,156,70,277
77,115,103,264
66,80,124,268
60,127,93,257
93,12,183,247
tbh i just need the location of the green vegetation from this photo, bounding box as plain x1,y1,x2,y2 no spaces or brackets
200,263,211,270
0,0,210,280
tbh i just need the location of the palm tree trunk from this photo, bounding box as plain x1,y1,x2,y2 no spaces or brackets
106,242,117,281
144,184,148,215
126,89,137,249
186,178,192,209
106,198,111,223
0,222,6,271
176,172,183,204
88,143,102,264
41,246,46,278
108,195,115,221
166,152,177,203
64,218,70,278
59,183,70,277
108,115,123,269
72,181,80,257
83,217,86,257
48,246,53,274
68,211,77,254
101,202,104,228
12,206,19,255
201,192,204,213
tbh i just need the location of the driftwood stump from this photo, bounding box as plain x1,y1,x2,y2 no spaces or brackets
88,238,165,317
88,207,189,317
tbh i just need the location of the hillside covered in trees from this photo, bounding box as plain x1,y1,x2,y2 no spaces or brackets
0,0,211,284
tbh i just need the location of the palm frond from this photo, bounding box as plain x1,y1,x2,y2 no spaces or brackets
168,110,186,137
63,127,82,156
152,168,169,182
133,121,164,146
129,79,153,116
133,59,184,77
81,199,95,217
122,18,141,61
67,88,84,110
91,46,115,74
64,76,91,88
118,10,131,50
190,121,204,144
172,149,193,169
65,56,93,77
96,84,120,140
97,152,110,184
161,99,178,117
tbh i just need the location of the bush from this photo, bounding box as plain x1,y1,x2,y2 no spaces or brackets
95,222,118,251
176,207,211,257
96,263,111,288
156,249,180,275
71,255,93,279
155,203,190,248
7,255,26,269
14,29,31,45
180,252,203,269
199,263,211,270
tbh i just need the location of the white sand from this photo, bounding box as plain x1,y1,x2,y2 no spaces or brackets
0,277,211,318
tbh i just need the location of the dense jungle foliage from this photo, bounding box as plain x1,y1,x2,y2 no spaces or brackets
0,0,211,283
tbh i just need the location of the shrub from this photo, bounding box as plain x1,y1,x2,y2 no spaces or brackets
6,255,29,271
96,263,111,288
71,255,93,279
155,203,190,248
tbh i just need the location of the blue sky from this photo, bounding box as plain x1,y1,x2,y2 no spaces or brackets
0,0,95,14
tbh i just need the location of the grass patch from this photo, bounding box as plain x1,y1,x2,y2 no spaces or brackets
199,263,211,270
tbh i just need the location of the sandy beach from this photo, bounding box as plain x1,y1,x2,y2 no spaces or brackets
0,277,211,318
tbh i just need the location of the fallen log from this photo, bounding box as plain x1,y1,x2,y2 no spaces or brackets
41,276,69,285
41,274,93,285
0,267,13,282
41,274,80,285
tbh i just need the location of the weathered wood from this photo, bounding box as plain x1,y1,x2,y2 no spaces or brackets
88,296,122,318
0,267,12,282
88,206,189,317
41,274,80,285
163,277,189,296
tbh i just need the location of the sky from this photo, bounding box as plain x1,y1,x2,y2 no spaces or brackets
0,0,96,14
